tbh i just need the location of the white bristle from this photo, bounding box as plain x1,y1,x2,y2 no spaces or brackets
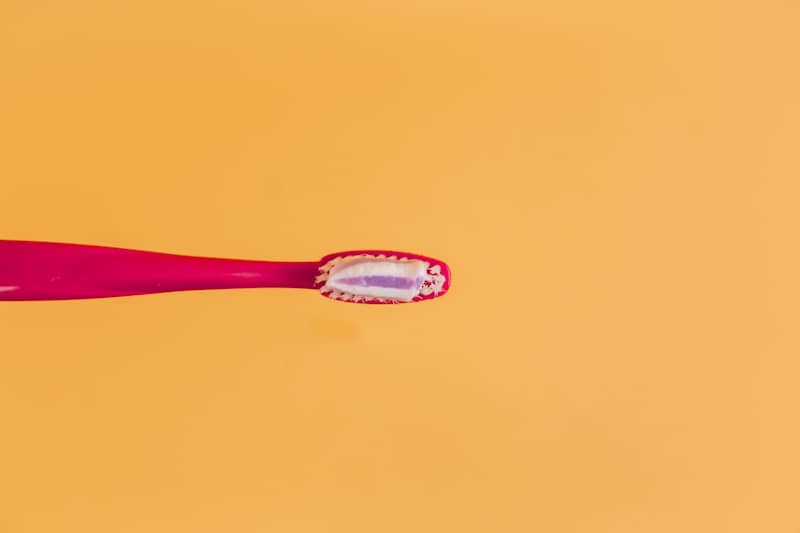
318,253,446,303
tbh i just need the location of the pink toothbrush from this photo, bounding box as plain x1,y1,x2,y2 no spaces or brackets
0,240,451,304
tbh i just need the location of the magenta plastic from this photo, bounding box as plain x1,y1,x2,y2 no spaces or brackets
0,240,318,301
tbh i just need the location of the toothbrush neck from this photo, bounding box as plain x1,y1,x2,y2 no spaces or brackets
114,256,320,292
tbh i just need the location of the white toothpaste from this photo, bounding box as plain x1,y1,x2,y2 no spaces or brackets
321,256,429,302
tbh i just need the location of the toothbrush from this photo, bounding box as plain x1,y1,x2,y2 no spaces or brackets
0,240,451,304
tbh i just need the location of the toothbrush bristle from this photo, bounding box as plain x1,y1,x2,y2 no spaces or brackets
315,250,450,304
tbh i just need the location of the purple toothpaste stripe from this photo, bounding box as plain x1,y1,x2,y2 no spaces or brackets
336,276,423,289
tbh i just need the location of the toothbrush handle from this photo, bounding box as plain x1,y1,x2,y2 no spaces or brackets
0,240,318,301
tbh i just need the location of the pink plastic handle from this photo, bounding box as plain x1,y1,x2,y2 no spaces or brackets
0,240,318,301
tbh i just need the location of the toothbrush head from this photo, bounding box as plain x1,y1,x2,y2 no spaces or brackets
315,250,451,304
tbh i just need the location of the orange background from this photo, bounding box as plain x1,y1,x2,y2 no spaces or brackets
1,1,799,532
